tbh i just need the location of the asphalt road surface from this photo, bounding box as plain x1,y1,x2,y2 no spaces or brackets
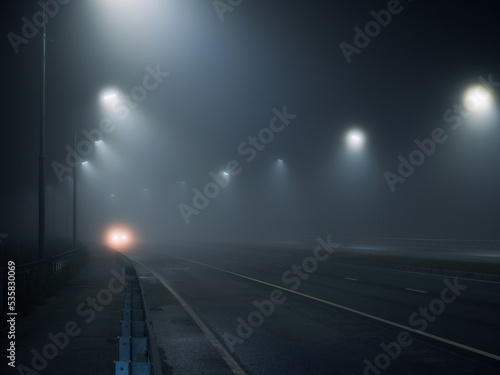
126,240,500,375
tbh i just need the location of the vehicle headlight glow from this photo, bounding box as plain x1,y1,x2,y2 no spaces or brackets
103,224,136,251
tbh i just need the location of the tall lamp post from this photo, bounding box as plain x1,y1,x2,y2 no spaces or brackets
38,0,47,260
345,128,380,235
72,131,77,248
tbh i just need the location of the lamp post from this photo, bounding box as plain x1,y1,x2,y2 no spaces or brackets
72,131,77,248
38,0,47,260
344,128,380,235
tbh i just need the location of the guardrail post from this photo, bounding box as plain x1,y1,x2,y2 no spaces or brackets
115,263,152,375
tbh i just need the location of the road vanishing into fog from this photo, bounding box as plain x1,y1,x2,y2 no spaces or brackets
126,242,500,375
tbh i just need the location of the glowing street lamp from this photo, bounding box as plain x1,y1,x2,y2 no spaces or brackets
99,88,121,110
463,85,493,113
103,93,116,100
345,129,365,150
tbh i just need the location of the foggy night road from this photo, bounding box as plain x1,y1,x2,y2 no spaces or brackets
3,1,500,374
126,243,500,375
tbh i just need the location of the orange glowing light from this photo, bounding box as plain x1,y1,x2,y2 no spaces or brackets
103,224,136,251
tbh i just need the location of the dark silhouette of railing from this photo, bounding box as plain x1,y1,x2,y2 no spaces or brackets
0,248,84,315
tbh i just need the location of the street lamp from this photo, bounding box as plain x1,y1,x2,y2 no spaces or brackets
274,158,286,175
343,128,381,235
463,85,493,113
72,141,94,248
345,128,365,151
38,0,48,259
100,88,121,110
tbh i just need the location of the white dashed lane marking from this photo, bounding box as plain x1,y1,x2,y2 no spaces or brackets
169,255,500,362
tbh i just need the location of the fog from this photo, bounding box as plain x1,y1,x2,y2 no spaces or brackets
2,0,500,251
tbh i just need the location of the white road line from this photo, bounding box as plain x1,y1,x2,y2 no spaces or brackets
344,277,358,281
146,247,500,284
173,255,500,362
132,259,248,375
405,288,428,294
357,264,500,285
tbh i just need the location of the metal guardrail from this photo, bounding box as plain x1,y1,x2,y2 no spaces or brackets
115,260,153,375
0,248,83,315
240,234,500,252
333,237,500,250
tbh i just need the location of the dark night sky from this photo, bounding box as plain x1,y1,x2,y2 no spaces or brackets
1,0,499,247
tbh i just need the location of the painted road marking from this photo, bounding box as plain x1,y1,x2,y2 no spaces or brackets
132,259,248,375
361,264,500,285
344,277,359,281
173,255,500,362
